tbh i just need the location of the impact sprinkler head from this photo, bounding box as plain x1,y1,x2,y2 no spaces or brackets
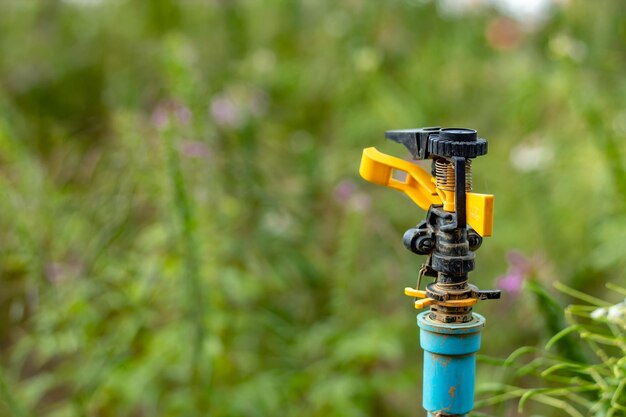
359,127,500,323
358,126,501,417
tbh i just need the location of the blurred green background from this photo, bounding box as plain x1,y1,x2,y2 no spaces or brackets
0,0,625,416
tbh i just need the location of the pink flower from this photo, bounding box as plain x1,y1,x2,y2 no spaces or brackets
209,87,268,129
333,179,371,212
210,94,241,128
496,271,524,294
495,250,532,296
334,180,356,203
180,140,211,159
151,101,193,129
151,106,169,130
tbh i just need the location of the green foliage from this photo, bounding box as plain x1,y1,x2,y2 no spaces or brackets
0,1,625,416
477,283,626,417
526,279,588,364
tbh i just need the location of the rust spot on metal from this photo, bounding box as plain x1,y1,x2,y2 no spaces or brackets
448,385,456,398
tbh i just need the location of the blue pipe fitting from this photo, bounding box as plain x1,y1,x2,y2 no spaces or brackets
417,312,485,416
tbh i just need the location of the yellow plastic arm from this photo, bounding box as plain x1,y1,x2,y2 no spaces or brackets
359,147,494,237
359,147,441,211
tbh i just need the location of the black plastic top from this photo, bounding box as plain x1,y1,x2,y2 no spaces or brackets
385,126,487,160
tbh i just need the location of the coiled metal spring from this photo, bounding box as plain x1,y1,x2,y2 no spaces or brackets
434,159,472,192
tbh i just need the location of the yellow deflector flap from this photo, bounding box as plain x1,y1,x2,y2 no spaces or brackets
466,193,494,237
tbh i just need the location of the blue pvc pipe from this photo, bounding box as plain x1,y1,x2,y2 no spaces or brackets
417,312,485,416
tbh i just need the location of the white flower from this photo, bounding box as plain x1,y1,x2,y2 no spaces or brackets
493,0,553,26
607,302,626,324
510,142,554,172
439,0,557,27
590,308,606,320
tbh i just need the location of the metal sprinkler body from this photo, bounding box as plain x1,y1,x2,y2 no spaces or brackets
359,127,501,416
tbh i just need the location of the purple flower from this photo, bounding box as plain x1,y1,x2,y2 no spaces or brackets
333,179,371,212
180,140,211,159
209,87,269,129
210,94,242,128
495,250,532,296
151,101,193,129
496,271,524,295
334,180,356,203
151,106,169,130
506,250,532,274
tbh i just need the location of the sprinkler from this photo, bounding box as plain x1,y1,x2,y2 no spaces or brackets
359,127,501,417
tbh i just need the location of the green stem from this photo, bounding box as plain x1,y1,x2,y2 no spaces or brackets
164,122,207,385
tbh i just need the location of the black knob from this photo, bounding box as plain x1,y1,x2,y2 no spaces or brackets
439,128,477,142
428,127,488,158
